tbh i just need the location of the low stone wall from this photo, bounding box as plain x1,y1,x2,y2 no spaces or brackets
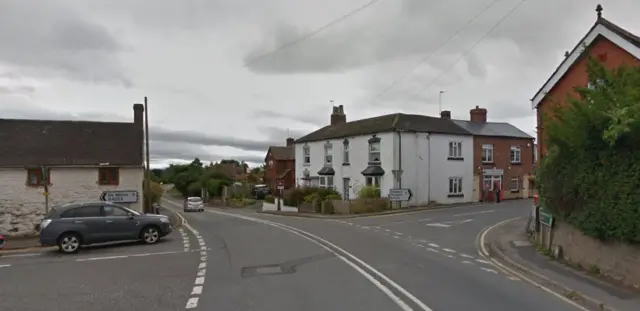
553,222,640,288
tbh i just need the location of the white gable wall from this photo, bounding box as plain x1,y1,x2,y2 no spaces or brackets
427,134,474,204
0,167,143,236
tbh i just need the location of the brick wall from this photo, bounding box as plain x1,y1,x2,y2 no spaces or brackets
0,167,143,236
553,222,640,288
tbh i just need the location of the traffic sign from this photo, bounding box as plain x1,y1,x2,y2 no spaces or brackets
277,179,284,190
100,190,139,203
389,188,412,201
539,206,553,227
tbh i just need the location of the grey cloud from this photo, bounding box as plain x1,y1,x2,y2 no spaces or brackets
149,127,275,153
243,0,616,75
258,126,309,142
0,85,35,95
0,1,130,87
253,110,325,127
150,141,264,164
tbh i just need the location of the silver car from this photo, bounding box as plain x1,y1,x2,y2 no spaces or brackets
184,197,204,212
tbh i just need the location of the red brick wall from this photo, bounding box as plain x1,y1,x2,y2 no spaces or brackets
473,136,535,199
264,153,295,193
537,37,640,158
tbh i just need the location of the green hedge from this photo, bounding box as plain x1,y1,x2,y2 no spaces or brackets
537,57,640,243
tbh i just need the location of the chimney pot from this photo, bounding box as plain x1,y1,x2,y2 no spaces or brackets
440,110,451,119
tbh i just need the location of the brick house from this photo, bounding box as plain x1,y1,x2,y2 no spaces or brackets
448,107,535,201
264,138,295,194
0,104,145,237
532,5,640,159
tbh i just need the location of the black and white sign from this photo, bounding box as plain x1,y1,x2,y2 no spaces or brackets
389,188,412,201
100,190,139,203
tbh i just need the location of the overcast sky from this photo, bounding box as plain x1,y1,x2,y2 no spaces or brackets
1,0,638,168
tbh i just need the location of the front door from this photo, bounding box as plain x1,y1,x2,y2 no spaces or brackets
102,204,140,241
343,178,350,200
482,175,503,201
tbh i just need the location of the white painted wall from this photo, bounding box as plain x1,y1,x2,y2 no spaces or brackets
0,167,144,236
295,131,474,206
427,134,474,204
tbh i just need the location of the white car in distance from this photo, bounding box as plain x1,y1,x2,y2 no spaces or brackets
184,197,204,212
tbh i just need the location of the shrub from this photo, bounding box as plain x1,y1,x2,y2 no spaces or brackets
285,187,340,206
358,186,380,198
324,194,342,200
264,195,275,203
537,57,640,243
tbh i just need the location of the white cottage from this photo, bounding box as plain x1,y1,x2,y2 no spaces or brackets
294,105,474,206
0,104,145,236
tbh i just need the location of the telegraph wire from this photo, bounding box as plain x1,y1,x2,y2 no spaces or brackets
245,0,383,66
404,0,528,105
370,0,503,102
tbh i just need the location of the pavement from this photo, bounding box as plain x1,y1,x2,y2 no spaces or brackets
480,217,640,311
0,196,616,310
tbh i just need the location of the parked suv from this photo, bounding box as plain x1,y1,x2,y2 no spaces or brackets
39,201,173,254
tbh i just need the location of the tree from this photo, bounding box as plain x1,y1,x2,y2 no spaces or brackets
537,57,640,242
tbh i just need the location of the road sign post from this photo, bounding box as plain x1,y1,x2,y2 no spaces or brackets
100,190,139,204
276,179,284,211
388,188,412,202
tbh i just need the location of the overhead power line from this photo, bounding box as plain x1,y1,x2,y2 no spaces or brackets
245,0,383,66
370,0,503,102
404,0,528,105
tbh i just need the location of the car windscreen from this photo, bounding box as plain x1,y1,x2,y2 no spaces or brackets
188,198,202,203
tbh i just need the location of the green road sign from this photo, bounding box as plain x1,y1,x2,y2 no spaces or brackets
539,206,553,227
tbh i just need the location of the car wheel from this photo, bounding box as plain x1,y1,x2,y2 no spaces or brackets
57,232,81,254
141,226,160,244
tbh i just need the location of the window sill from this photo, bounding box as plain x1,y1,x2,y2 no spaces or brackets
368,162,382,166
26,184,51,188
342,163,350,166
447,193,464,198
510,162,521,165
482,162,494,165
447,157,464,161
99,182,119,186
302,163,311,167
510,190,519,193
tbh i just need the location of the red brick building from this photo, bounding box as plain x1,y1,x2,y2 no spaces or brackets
264,138,295,194
447,107,535,201
532,5,640,159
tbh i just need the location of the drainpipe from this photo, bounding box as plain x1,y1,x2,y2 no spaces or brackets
426,134,431,203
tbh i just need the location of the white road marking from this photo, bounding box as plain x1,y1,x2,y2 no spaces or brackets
442,248,456,253
507,276,521,281
0,264,11,268
416,244,425,248
191,286,203,295
459,254,474,258
200,251,207,256
206,209,434,311
75,250,190,262
453,209,495,217
427,243,439,248
185,297,199,309
77,255,129,261
478,217,589,311
425,223,451,228
394,232,403,235
197,269,206,276
198,262,207,269
462,261,473,264
426,248,440,253
480,267,498,274
195,276,205,284
377,218,432,227
446,255,455,258
475,259,491,264
0,253,41,258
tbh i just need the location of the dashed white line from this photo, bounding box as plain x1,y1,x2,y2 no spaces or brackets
0,264,11,268
460,254,474,258
427,243,439,248
198,262,207,269
191,286,203,295
476,259,491,264
195,276,205,285
442,248,456,253
481,267,499,274
462,261,473,264
185,297,199,309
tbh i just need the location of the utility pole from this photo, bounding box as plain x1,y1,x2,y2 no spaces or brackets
438,90,445,113
144,96,152,214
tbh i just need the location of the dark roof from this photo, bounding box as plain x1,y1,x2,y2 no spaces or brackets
531,17,640,106
0,119,143,167
296,113,471,143
266,146,294,161
451,120,533,139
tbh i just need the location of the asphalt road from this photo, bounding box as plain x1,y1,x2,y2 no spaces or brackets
0,199,582,311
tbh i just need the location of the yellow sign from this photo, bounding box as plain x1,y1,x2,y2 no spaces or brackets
43,191,48,197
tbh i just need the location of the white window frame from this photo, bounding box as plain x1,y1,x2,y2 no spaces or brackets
510,146,521,163
510,177,519,191
481,144,493,163
343,141,350,163
327,176,334,189
365,176,380,188
448,141,462,159
324,143,333,164
369,142,381,164
319,176,326,187
448,177,463,195
303,145,310,165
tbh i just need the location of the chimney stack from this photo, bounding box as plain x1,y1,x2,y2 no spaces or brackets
440,110,451,119
470,105,487,123
330,104,346,126
286,137,295,146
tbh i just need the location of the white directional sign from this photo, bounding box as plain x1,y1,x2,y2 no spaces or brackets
100,190,139,203
389,188,412,201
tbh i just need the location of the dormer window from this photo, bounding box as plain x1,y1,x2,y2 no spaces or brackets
368,136,381,164
324,141,333,164
303,144,310,165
